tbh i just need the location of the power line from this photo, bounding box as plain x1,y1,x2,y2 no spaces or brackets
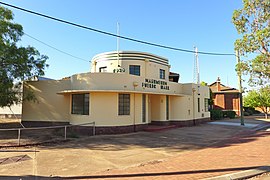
0,1,236,56
24,33,89,62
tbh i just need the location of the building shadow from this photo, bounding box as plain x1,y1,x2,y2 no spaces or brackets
1,119,270,152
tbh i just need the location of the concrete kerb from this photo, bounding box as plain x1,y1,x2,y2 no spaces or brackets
203,166,270,180
252,122,270,131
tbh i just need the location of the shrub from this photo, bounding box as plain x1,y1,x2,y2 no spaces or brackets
223,110,236,119
247,109,254,115
210,109,223,120
253,110,261,114
244,107,262,115
244,107,254,115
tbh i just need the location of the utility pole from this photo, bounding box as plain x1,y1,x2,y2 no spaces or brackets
236,50,244,126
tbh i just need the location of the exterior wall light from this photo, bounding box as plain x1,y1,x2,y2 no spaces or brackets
133,82,139,87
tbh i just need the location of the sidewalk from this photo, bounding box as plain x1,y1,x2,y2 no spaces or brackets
86,122,270,179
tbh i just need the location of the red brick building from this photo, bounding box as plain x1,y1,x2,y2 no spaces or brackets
209,77,240,116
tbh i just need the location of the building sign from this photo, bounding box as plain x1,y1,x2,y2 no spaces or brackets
142,78,170,90
113,67,125,73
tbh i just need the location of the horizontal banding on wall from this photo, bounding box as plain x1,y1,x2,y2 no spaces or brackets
92,51,169,66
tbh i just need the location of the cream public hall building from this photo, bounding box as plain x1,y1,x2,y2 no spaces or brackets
22,51,210,134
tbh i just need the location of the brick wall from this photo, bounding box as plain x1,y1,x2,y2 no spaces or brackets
213,93,240,116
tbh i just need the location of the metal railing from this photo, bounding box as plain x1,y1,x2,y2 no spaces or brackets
0,122,95,146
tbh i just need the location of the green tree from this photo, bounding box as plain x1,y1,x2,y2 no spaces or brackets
200,81,208,86
232,0,270,86
244,86,270,119
0,6,48,107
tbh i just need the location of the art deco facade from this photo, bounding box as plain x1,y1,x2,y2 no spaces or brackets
22,51,210,134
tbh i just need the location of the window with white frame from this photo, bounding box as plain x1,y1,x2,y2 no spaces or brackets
99,66,107,72
160,69,165,79
142,94,146,122
72,94,89,115
118,94,130,115
129,65,140,76
166,95,169,120
204,98,209,112
198,97,200,112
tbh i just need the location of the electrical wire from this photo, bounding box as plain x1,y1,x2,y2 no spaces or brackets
24,33,89,62
0,1,236,56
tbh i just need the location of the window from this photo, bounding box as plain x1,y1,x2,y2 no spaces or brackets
204,98,209,112
72,94,89,115
99,66,107,72
118,94,130,115
142,94,146,122
198,98,200,112
129,65,140,76
160,69,165,79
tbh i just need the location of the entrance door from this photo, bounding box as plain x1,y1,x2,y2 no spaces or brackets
149,95,167,122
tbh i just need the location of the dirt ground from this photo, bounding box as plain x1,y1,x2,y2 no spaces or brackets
0,118,67,146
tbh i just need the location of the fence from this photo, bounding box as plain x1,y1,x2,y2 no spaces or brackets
0,122,95,146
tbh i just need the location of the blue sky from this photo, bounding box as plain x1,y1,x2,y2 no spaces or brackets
2,0,244,88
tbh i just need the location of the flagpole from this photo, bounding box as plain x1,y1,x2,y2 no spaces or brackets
117,22,120,67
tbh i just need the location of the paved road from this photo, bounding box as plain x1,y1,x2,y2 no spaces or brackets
0,117,269,179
